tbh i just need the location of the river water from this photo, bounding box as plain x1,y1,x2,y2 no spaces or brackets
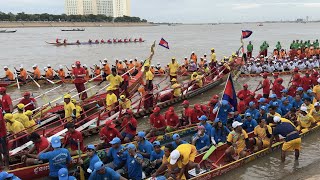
3,23,320,179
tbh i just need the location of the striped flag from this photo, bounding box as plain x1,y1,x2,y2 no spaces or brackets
241,30,253,39
159,38,169,49
222,74,238,110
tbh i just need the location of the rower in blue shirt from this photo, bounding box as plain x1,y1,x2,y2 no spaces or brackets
213,100,234,125
192,125,210,153
136,131,153,159
245,101,260,120
0,171,21,180
171,134,187,149
78,144,101,178
145,141,165,176
281,89,294,103
269,94,281,106
292,94,303,109
198,115,212,137
210,118,230,146
106,137,125,170
58,168,76,180
257,106,268,120
280,97,293,116
242,113,258,133
38,136,72,179
122,144,144,180
302,89,314,101
89,161,125,180
258,98,269,110
272,102,282,115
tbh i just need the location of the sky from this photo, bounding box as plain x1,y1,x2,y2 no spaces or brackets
1,0,320,23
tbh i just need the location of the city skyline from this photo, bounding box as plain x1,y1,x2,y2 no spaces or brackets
1,0,320,23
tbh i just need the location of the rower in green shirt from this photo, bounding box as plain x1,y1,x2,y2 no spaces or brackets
290,40,295,50
247,41,253,58
276,41,282,51
313,39,319,48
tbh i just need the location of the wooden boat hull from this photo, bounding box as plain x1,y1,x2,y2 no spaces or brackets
46,41,145,46
190,125,320,179
238,68,318,78
133,74,227,118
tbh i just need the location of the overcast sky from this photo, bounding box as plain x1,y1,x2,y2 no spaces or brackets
1,0,320,23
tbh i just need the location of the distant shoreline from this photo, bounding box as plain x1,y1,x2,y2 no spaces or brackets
0,22,154,28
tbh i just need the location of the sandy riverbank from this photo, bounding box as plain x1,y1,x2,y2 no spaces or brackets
0,21,154,28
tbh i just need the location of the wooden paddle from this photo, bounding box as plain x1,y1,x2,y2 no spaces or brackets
27,73,40,88
14,70,20,89
44,77,55,84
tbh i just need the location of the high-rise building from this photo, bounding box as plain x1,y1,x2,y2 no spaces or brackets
65,0,131,17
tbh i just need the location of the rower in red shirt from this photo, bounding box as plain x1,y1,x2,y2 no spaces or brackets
272,78,285,98
301,71,313,91
99,120,122,148
180,100,193,126
190,104,205,124
146,107,166,138
311,71,319,87
63,123,84,156
257,72,271,98
291,68,301,86
237,94,247,114
237,84,251,99
120,109,137,143
288,82,298,97
23,132,50,166
244,92,258,106
0,107,8,169
18,92,37,111
72,61,88,100
164,106,179,132
0,87,13,113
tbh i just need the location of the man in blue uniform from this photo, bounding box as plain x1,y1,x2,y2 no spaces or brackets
106,137,125,170
58,168,76,180
89,161,125,180
171,134,187,149
213,100,234,125
38,136,72,179
242,113,258,133
198,115,212,137
122,144,144,180
136,131,153,159
191,125,210,153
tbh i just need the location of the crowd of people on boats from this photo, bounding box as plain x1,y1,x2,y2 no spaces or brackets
55,37,145,44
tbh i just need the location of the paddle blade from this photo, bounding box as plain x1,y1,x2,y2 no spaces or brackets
202,145,216,160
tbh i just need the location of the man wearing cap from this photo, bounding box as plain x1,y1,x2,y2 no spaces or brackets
292,94,303,109
190,104,205,125
213,100,234,125
190,52,198,63
190,72,203,90
198,115,212,137
269,116,301,162
3,66,14,81
105,137,126,171
257,72,271,98
302,89,314,102
63,123,84,156
0,87,13,113
119,110,137,143
247,42,253,58
210,48,217,68
168,58,179,80
225,121,250,161
89,161,125,180
171,134,187,149
301,71,313,91
311,102,320,125
38,136,72,179
237,94,247,114
103,68,124,98
297,106,316,133
280,97,293,116
147,107,166,138
0,171,21,180
272,78,285,98
244,92,257,107
245,101,260,120
58,168,76,180
136,131,154,159
13,103,29,127
192,125,210,153
105,87,118,113
56,66,66,81
4,113,25,135
99,120,121,149
78,144,100,177
22,132,50,166
63,94,76,122
211,118,230,146
73,61,88,100
31,64,41,80
17,92,37,111
45,66,54,80
17,65,27,82
169,143,199,179
119,95,131,112
252,118,272,151
152,144,177,179
180,100,193,126
102,60,111,78
0,107,9,170
144,64,154,108
281,89,294,103
237,84,251,100
145,141,165,176
242,113,258,133
170,78,181,98
119,144,144,180
164,107,179,132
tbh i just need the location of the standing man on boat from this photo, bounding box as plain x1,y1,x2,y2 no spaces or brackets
144,64,154,108
247,41,253,59
0,108,9,170
168,58,180,80
104,68,123,98
73,61,88,100
269,116,301,162
210,48,217,68
0,87,13,113
63,94,76,122
18,92,37,111
38,136,72,179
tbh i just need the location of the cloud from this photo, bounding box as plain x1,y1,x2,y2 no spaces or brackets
232,3,261,10
302,3,320,8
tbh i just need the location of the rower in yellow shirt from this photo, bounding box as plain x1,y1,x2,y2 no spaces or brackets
144,64,154,108
252,119,272,151
169,144,199,180
170,78,181,98
190,72,203,89
4,113,25,135
297,106,316,133
105,68,123,97
3,66,14,81
210,48,217,67
105,87,118,112
225,121,250,161
119,95,131,110
63,94,76,122
13,104,29,128
24,110,37,133
168,58,179,80
301,98,313,113
311,102,320,125
71,99,83,119
313,78,320,102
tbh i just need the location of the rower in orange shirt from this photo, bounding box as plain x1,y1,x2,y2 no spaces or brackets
279,49,286,59
44,67,53,80
32,64,41,80
127,59,135,74
19,65,27,82
150,65,156,74
190,51,198,64
57,65,66,80
3,66,14,81
92,65,101,77
184,57,189,67
102,60,111,78
82,64,90,80
198,58,205,69
117,60,125,75
47,64,54,76
180,65,187,75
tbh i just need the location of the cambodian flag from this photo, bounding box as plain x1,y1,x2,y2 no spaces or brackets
222,74,238,111
241,30,253,39
159,38,169,49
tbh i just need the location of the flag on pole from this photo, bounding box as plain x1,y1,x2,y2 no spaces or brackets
159,38,169,49
222,74,238,111
241,30,253,39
